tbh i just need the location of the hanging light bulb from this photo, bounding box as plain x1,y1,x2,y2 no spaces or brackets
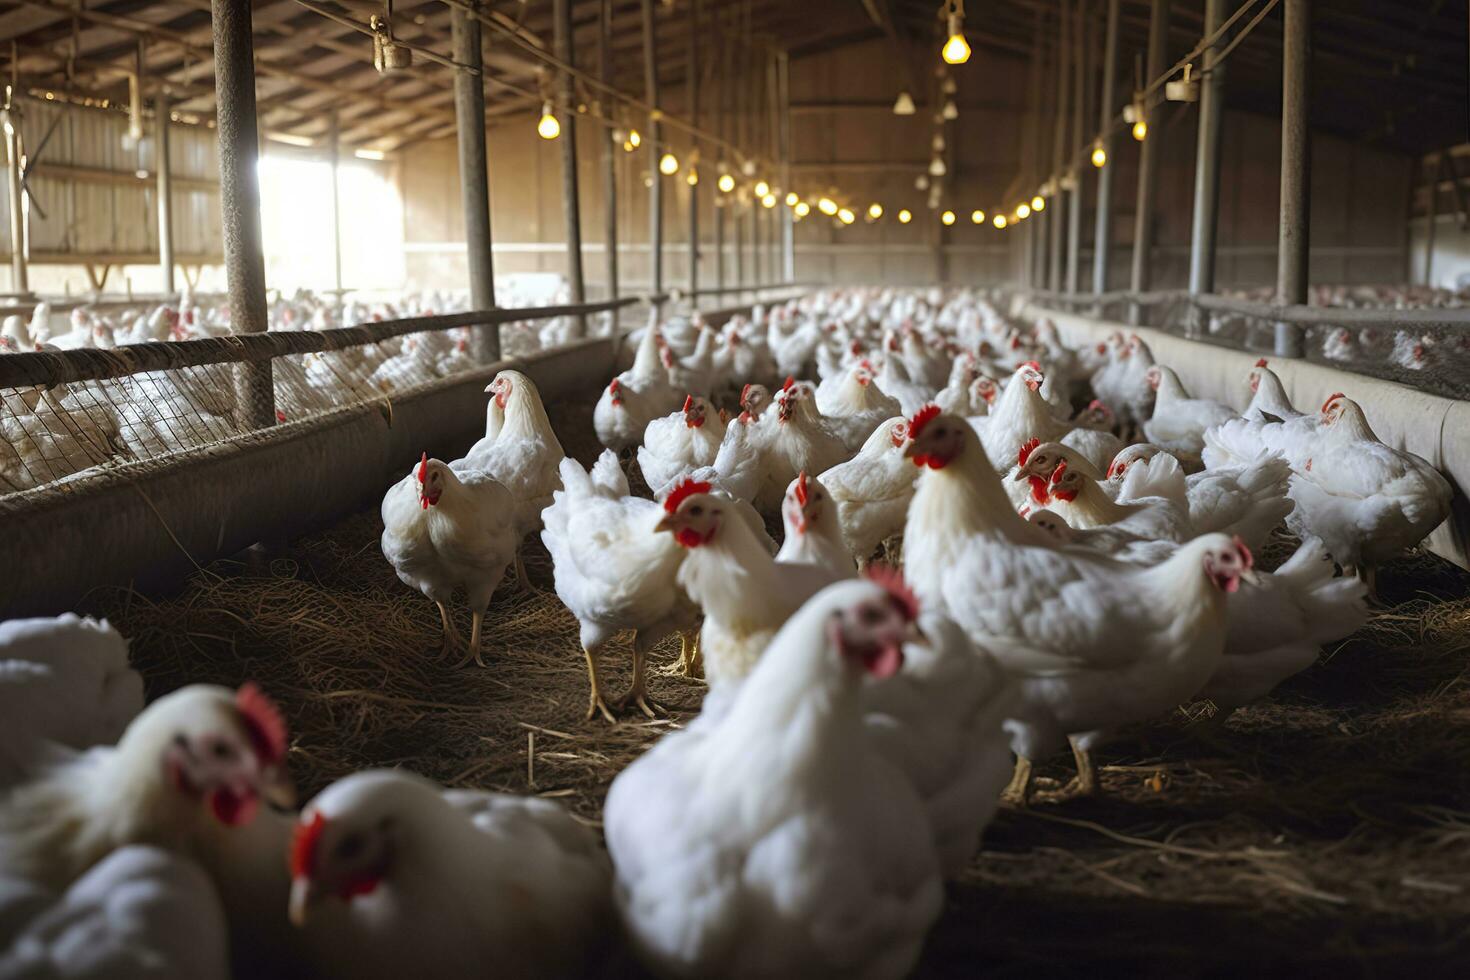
1090,143,1108,168
898,209,913,224
1017,202,1031,219
993,213,1008,229
838,208,856,225
817,197,839,216
1132,119,1148,142
941,210,956,226
754,179,770,198
686,167,699,186
915,174,930,191
1032,195,1046,212
867,203,884,220
893,90,917,115
929,157,947,177
932,133,946,152
970,209,985,224
942,98,958,121
785,191,799,207
659,152,679,175
717,173,735,193
941,4,971,65
761,193,777,208
537,102,561,140
627,129,642,149
794,201,811,217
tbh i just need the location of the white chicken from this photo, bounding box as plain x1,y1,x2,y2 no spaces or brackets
814,362,903,453
773,472,857,579
752,382,847,515
817,417,916,564
287,769,610,980
636,395,726,498
453,370,565,584
1016,443,1193,543
594,321,681,452
656,481,842,692
380,454,517,667
604,578,943,980
0,846,230,980
1141,364,1237,466
541,451,700,722
0,614,143,791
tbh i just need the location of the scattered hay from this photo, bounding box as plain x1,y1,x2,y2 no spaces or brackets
83,399,1470,973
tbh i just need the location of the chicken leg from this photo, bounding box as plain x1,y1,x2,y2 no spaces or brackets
616,639,665,719
1002,757,1034,806
583,646,617,724
676,630,703,679
434,601,460,661
514,553,534,592
453,609,489,669
1067,736,1098,796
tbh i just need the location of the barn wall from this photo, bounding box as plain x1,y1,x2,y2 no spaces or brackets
395,35,1412,296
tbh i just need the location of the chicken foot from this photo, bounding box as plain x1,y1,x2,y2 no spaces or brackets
452,609,489,669
514,553,534,592
616,642,666,719
434,601,460,661
1002,757,1034,806
1066,736,1099,797
676,630,703,679
583,646,617,724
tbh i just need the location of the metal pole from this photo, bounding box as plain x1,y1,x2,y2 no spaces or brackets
1130,0,1169,325
714,34,727,293
1065,0,1085,294
1275,0,1310,355
599,0,618,305
2,102,26,297
326,109,342,296
641,0,663,300
553,0,586,336
687,0,699,297
1048,10,1069,292
1425,157,1439,286
155,90,176,297
211,0,274,428
1092,0,1120,295
780,52,793,282
1187,0,1226,312
451,3,499,360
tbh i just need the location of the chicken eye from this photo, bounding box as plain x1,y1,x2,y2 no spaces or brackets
212,741,235,760
336,833,364,860
689,505,703,517
860,604,886,625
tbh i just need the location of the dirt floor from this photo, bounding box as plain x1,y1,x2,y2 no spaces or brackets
86,398,1470,978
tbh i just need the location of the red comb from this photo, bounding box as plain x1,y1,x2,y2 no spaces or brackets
1021,360,1041,372
235,682,287,767
908,404,942,440
417,452,428,484
290,810,326,879
794,471,809,506
1254,358,1268,368
608,378,620,393
1018,437,1041,467
682,394,694,413
1233,535,1254,570
782,376,795,392
1321,392,1345,413
1088,398,1105,411
864,562,920,622
663,477,712,514
740,382,752,403
1049,460,1069,485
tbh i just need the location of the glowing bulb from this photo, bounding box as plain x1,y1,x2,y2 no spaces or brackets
898,209,913,224
993,213,1007,229
785,191,799,207
794,201,811,217
970,209,985,224
929,157,947,177
1032,195,1046,212
761,193,777,208
817,197,838,216
867,203,883,220
627,129,641,148
942,99,958,121
941,210,956,226
941,14,971,65
1017,203,1031,219
659,152,679,176
754,180,770,198
838,208,856,224
537,104,561,140
717,173,735,193
893,90,916,115
686,168,699,186
1132,119,1148,142
1090,145,1107,168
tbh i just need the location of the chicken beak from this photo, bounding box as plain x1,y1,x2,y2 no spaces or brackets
654,514,678,534
901,441,921,460
260,766,297,810
287,876,317,929
1240,568,1262,587
1011,467,1030,482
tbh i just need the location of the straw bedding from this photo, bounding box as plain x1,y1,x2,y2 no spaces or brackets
85,398,1470,976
